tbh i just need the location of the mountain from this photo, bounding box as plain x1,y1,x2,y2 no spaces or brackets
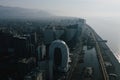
0,5,53,19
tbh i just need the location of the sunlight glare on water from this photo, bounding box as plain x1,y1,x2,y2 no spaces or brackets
114,48,120,63
115,52,120,63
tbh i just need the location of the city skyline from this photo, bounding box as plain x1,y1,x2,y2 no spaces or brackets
0,0,120,60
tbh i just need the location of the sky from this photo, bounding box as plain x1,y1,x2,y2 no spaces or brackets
0,0,120,58
0,0,120,17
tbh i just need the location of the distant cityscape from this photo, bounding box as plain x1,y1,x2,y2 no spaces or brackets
0,17,120,80
0,5,120,80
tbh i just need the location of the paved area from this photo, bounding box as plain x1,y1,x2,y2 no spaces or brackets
70,46,103,80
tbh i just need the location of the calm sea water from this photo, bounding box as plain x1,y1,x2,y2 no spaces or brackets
87,17,120,63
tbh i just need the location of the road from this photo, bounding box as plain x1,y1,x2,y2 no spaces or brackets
66,23,84,80
67,23,120,80
88,23,120,79
69,24,104,80
94,31,120,80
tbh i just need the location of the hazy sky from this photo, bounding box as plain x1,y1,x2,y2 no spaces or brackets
0,0,120,18
0,0,120,57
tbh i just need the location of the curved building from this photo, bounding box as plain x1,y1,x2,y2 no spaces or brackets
49,40,69,80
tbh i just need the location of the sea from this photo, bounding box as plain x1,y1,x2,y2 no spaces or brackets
87,17,120,63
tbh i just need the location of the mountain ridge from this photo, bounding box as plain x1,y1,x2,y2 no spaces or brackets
0,5,54,19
